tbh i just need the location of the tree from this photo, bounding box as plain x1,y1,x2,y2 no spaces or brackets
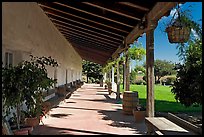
171,13,202,107
134,65,146,74
154,59,176,83
128,42,146,61
82,60,103,83
130,69,137,84
125,42,146,88
171,39,202,107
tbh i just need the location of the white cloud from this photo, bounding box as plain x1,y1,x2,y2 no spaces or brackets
191,29,199,39
170,4,183,18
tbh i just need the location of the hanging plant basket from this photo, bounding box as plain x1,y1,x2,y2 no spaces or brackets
166,26,190,43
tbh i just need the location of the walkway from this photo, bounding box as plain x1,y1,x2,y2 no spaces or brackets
32,84,147,135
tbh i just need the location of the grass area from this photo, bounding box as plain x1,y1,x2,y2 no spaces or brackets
120,84,202,113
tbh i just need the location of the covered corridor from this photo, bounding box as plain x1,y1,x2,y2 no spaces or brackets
32,84,146,135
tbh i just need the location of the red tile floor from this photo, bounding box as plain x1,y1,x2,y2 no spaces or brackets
32,84,147,135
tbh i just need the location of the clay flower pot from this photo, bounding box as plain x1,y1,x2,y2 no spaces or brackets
133,110,146,123
25,117,40,127
13,128,29,135
132,105,146,123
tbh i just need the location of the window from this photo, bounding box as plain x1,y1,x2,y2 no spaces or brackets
5,52,13,68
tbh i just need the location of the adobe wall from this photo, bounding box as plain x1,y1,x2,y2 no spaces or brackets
2,2,82,86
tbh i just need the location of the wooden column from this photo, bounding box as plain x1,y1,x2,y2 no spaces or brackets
146,22,156,117
122,61,125,89
116,61,121,101
125,49,130,91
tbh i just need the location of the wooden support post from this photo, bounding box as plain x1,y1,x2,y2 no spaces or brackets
146,21,156,117
125,49,130,91
116,61,121,101
122,61,125,89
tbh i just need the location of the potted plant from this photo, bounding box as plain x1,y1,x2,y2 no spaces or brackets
132,104,146,123
2,55,58,134
165,4,195,43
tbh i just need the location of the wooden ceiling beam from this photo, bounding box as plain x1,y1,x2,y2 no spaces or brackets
83,2,141,20
74,48,106,64
54,2,134,28
62,32,116,50
74,48,108,61
71,42,111,57
58,28,119,47
52,20,122,42
74,47,108,64
67,37,116,51
56,24,121,45
39,4,129,33
45,11,124,38
118,2,149,11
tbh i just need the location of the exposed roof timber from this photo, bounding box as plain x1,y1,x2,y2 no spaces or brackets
67,38,112,52
55,24,121,45
83,2,141,20
39,4,129,33
52,20,122,42
58,28,119,47
66,36,116,51
71,42,111,57
45,11,124,38
118,2,149,11
74,48,108,64
111,2,178,59
74,48,108,61
62,32,117,51
54,2,135,28
62,32,117,50
75,50,106,64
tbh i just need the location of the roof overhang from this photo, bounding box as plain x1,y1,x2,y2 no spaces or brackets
38,2,178,65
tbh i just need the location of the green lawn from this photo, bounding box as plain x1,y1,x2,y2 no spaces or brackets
120,84,202,113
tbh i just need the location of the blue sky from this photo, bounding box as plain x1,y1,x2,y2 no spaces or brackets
130,2,202,69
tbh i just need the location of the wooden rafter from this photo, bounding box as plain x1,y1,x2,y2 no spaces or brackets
66,36,116,51
45,11,124,38
58,28,119,47
54,2,135,28
83,2,141,20
72,43,112,57
62,32,117,50
51,18,122,42
39,4,130,33
74,47,108,64
55,24,121,45
118,2,149,11
38,2,177,65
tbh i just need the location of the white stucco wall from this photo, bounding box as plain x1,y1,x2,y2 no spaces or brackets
2,2,82,86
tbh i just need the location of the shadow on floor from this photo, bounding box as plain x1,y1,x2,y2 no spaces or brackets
32,125,119,135
50,113,72,118
97,109,147,134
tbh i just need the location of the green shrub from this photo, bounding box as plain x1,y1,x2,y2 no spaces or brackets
134,80,144,85
162,76,176,85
